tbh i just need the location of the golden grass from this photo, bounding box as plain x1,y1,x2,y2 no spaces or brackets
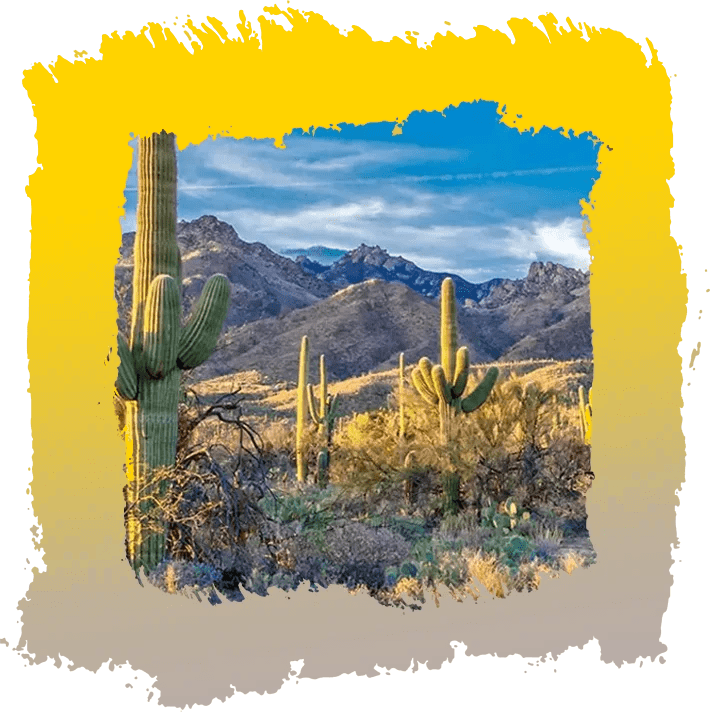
189,359,593,421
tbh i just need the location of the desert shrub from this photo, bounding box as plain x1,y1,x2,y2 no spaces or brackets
125,387,272,582
328,371,593,530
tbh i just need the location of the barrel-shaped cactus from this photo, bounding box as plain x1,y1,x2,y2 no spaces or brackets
118,131,230,574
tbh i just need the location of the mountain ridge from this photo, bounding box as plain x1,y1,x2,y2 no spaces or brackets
115,215,592,382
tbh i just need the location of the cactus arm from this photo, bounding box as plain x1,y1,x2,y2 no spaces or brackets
418,357,437,396
440,277,457,383
451,346,470,399
412,367,439,406
461,367,499,413
116,332,138,400
177,274,230,370
142,275,181,379
307,383,321,424
431,365,452,405
328,393,340,423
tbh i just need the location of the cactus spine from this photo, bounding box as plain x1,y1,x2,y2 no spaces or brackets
578,386,592,445
118,131,230,574
411,278,498,515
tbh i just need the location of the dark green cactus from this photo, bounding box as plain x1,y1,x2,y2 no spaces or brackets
118,131,230,574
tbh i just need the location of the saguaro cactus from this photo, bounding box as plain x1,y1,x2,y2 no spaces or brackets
307,354,340,486
398,352,406,441
296,335,310,483
117,131,230,574
411,278,499,443
411,278,498,515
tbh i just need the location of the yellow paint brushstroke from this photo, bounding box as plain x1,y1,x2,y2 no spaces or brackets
18,5,683,704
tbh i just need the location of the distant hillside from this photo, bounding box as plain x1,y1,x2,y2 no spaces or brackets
189,266,592,384
116,216,592,383
116,216,335,332
464,261,591,361
191,279,498,384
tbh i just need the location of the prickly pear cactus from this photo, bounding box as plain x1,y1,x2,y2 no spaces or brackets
117,131,230,574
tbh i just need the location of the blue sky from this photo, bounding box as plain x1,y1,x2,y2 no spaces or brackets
121,100,600,282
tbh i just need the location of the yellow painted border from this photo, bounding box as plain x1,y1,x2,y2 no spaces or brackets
19,7,681,705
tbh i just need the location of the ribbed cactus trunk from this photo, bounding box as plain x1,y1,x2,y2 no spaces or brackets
118,131,230,574
398,352,406,441
440,278,457,385
296,336,309,483
318,355,327,438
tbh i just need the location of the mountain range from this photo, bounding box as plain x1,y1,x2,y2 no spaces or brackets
115,215,592,383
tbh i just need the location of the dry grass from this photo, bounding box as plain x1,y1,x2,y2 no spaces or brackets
188,359,593,423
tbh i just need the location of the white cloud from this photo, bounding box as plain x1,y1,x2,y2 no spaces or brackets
192,137,465,190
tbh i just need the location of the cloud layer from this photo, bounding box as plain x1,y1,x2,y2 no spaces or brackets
121,101,600,280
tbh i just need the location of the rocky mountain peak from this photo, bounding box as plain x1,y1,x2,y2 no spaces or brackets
176,214,244,251
527,260,585,285
335,242,407,269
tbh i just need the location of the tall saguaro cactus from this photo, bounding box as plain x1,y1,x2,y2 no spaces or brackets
398,352,406,441
411,278,499,515
116,131,230,573
296,335,310,483
412,278,499,444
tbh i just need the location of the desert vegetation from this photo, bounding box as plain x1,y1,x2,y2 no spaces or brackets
121,282,595,608
117,132,595,609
